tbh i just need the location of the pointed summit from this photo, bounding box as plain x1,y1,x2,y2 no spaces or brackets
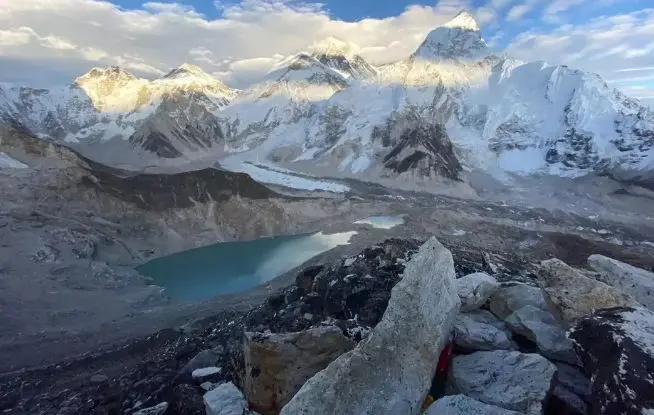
412,10,487,61
309,37,360,58
75,66,136,83
308,37,377,80
443,10,480,31
163,63,215,81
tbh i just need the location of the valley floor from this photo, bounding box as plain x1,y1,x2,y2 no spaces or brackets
0,164,653,378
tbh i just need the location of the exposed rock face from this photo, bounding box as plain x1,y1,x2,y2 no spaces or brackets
489,283,548,320
242,327,354,415
455,272,499,312
281,237,460,415
425,395,520,415
545,363,591,415
569,306,654,415
588,254,654,311
80,157,277,211
537,259,637,326
453,310,514,351
447,350,557,415
504,305,578,365
203,382,247,415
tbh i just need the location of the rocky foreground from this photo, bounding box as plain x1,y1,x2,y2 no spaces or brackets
1,236,653,415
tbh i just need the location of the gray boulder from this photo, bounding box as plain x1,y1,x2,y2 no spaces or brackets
180,349,222,376
281,237,460,415
456,272,499,312
504,305,579,365
538,259,636,326
242,326,354,415
569,306,654,414
203,382,247,415
453,310,514,351
425,395,520,415
489,283,548,320
588,254,654,311
132,402,169,415
448,350,557,415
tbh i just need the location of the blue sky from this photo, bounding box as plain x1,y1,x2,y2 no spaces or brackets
1,0,653,105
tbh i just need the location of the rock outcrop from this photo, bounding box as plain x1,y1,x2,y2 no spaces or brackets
425,395,521,415
504,305,578,364
453,310,514,351
489,283,548,320
537,259,636,326
242,326,354,415
588,254,654,311
455,272,499,312
447,350,557,415
281,237,460,415
203,382,247,415
569,306,654,414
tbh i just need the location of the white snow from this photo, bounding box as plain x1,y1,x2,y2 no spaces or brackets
192,367,222,378
219,157,349,192
0,153,28,169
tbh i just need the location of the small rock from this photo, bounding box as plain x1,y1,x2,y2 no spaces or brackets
453,310,514,351
448,350,556,415
538,259,637,326
281,237,461,415
456,272,499,312
343,257,356,267
191,367,221,379
203,382,247,415
569,306,654,414
489,283,548,320
30,245,60,264
426,395,521,415
504,305,579,365
200,382,216,392
133,402,168,415
588,254,654,311
89,374,108,384
179,349,221,376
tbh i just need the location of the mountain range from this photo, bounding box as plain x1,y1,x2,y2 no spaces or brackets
1,10,653,188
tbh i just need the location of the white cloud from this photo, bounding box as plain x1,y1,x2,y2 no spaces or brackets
507,4,532,21
0,0,477,87
507,8,654,107
545,0,587,15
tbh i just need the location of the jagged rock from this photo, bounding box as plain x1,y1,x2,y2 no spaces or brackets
170,383,205,415
588,254,654,311
133,402,168,415
545,363,591,415
569,306,654,414
456,272,499,312
242,326,354,415
538,259,637,326
453,310,514,351
203,382,247,415
180,349,222,376
425,395,521,415
281,237,460,415
554,363,591,400
30,245,60,264
191,367,221,379
489,283,548,320
447,350,557,415
504,305,579,365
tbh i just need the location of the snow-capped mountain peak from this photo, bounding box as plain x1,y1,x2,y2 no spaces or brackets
75,66,136,83
163,63,216,83
413,10,488,61
309,37,360,59
442,10,480,31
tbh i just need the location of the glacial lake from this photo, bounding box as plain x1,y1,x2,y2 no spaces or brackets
137,231,356,302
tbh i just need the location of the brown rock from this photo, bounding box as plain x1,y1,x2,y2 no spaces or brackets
243,326,354,415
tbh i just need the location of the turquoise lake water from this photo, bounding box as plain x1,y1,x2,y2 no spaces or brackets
137,231,356,302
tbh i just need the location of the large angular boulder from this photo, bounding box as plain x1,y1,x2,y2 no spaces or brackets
588,254,654,311
425,395,520,415
456,272,499,312
489,283,548,320
203,382,247,415
453,310,514,351
504,305,578,364
537,259,636,326
569,306,654,414
447,350,556,415
242,326,355,415
281,237,460,415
